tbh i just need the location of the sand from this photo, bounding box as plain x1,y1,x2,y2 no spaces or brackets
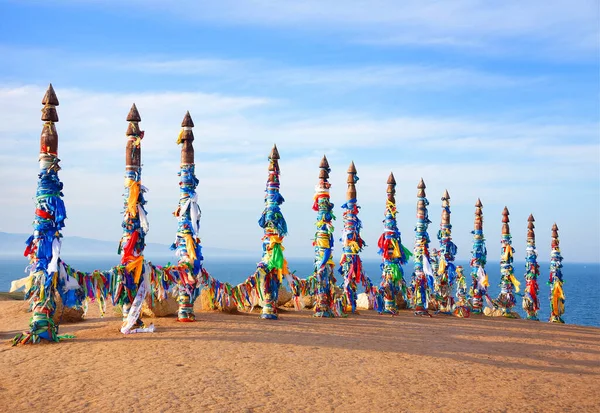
1,297,599,412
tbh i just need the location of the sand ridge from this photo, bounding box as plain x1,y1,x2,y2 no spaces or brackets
1,300,599,412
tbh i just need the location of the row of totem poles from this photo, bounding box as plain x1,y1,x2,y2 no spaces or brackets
13,85,566,345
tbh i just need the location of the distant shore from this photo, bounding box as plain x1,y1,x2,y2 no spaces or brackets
2,297,599,411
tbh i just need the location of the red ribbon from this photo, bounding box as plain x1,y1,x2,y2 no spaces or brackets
35,208,53,220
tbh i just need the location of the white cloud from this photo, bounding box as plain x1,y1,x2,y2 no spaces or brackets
0,83,598,264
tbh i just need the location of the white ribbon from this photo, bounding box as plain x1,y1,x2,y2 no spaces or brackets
138,205,149,234
59,261,80,291
190,195,201,236
10,276,30,293
121,273,155,334
47,238,61,274
477,265,487,290
423,255,433,277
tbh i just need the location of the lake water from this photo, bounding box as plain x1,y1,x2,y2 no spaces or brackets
1,255,598,327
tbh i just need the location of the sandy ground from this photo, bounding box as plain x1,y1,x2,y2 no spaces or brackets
0,298,599,413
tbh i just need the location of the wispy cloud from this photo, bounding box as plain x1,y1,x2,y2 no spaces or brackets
50,0,600,57
28,48,538,91
0,83,598,261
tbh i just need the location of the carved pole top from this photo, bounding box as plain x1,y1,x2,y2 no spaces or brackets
387,172,396,185
474,199,483,231
346,161,357,200
181,110,194,127
319,155,330,180
527,214,535,241
417,178,426,198
269,144,280,160
42,84,59,105
441,189,450,207
41,84,59,122
441,190,450,225
386,172,396,203
551,223,559,239
127,103,141,122
501,206,510,235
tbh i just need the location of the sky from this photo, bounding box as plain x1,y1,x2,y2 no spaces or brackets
0,0,598,264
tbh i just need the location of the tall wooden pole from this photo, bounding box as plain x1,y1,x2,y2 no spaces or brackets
412,178,432,316
114,103,153,334
312,155,336,317
14,84,71,344
339,161,367,314
522,214,540,320
173,111,203,321
549,223,565,323
435,189,457,314
258,144,288,319
494,206,519,318
469,198,488,314
378,172,411,314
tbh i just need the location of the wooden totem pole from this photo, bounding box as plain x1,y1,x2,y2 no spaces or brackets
339,162,367,313
493,207,519,318
435,190,457,314
378,172,411,314
522,214,540,320
258,144,288,319
172,111,203,321
14,84,78,345
113,104,154,334
312,155,336,317
412,178,433,316
469,199,488,314
549,223,565,323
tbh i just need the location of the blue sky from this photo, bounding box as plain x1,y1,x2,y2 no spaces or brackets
0,0,598,264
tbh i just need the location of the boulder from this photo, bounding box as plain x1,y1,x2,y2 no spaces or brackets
52,294,85,323
142,295,179,317
356,293,372,310
396,294,408,310
277,286,293,306
282,294,314,309
199,288,238,313
483,307,521,319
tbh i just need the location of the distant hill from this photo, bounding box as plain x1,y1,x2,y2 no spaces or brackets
0,232,253,259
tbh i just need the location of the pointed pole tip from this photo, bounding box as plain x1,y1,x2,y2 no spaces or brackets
269,144,280,159
181,111,194,127
348,161,357,174
126,103,141,122
387,172,396,185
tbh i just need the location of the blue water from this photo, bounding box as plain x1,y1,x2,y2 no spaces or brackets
1,255,598,327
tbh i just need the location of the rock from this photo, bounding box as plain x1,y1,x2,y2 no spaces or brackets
282,294,314,309
199,288,238,313
301,294,315,309
483,307,521,319
142,295,179,317
52,294,84,323
277,286,293,306
356,293,372,310
396,293,408,310
333,286,344,300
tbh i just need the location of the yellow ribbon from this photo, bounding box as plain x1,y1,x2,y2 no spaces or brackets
391,240,401,258
316,237,330,248
438,257,447,275
184,234,197,262
126,255,145,284
125,179,140,218
552,282,564,315
510,274,521,293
